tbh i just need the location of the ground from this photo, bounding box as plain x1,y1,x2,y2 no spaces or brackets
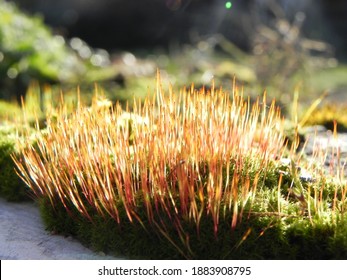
0,198,122,260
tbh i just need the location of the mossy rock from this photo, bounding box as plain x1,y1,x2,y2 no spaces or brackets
37,195,347,259
33,152,347,259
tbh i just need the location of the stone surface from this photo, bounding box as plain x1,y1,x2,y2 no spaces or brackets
0,198,122,260
302,126,347,177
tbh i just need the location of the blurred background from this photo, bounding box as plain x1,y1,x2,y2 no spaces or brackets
10,0,347,57
1,0,347,119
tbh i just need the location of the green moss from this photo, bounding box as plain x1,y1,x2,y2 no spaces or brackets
0,124,34,201
328,214,347,259
12,81,347,259
38,197,78,235
0,136,27,201
0,100,22,121
285,217,344,259
18,130,347,259
37,188,347,259
302,103,347,131
31,145,347,259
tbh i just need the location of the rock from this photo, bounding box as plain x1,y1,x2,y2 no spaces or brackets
303,126,347,177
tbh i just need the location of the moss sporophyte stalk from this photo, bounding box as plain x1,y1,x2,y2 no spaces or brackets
13,73,347,259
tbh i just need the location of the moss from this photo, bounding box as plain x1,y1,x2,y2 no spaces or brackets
0,127,31,201
0,100,22,121
32,144,347,259
38,196,179,258
38,197,78,235
13,79,347,259
303,103,347,132
285,218,342,259
328,214,347,259
37,190,347,259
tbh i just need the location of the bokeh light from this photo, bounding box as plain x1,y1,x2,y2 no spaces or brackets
225,1,232,10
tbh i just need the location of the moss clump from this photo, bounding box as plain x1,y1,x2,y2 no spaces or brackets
15,79,347,259
303,103,347,132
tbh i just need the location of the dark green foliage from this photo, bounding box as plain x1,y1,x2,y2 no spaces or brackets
328,215,347,259
0,134,31,201
38,197,78,236
285,218,346,259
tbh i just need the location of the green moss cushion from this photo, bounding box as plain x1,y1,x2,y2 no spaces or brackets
0,125,32,201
